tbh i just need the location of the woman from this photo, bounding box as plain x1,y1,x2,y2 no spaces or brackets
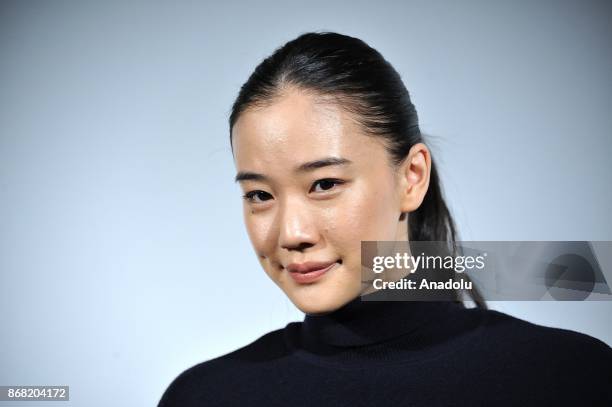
159,31,611,406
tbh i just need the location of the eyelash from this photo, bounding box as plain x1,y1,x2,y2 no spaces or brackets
242,178,345,204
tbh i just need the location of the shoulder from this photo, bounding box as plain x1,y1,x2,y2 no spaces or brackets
157,327,289,407
477,307,611,356
443,304,611,366
471,307,612,402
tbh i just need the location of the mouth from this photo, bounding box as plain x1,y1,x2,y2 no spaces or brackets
287,260,342,284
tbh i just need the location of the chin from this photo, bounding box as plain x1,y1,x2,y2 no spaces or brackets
288,287,358,315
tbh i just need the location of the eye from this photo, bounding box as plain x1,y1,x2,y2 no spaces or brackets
243,190,273,204
310,178,344,193
243,179,344,204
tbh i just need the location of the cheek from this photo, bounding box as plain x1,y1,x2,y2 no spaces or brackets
321,188,397,284
323,184,398,243
244,210,273,257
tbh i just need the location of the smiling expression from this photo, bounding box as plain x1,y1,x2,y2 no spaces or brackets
231,87,422,314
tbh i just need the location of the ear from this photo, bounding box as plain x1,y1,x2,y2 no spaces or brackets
397,143,431,213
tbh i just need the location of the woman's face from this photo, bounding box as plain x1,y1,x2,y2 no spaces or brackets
231,88,419,314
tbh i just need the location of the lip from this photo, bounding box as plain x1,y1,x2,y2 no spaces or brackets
286,260,338,284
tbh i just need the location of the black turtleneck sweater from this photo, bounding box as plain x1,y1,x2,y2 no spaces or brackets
158,295,612,406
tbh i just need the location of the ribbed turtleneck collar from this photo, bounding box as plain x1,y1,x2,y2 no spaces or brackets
282,291,483,367
300,291,461,349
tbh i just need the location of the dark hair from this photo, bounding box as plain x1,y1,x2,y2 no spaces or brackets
228,31,487,309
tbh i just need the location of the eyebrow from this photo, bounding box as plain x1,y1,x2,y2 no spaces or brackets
234,156,353,183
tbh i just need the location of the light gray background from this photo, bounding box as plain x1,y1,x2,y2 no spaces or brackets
1,0,611,406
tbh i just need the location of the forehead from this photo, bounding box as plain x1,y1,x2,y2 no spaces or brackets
231,89,383,169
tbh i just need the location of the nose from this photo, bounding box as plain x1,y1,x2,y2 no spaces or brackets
278,196,319,252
